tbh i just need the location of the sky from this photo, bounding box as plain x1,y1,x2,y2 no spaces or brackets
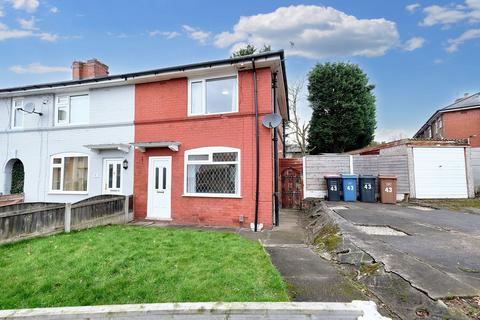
0,0,479,142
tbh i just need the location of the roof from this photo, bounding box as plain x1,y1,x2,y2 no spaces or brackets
349,138,470,155
414,92,480,137
0,50,289,121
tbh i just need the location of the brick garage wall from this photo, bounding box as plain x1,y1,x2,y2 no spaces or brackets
443,109,480,147
134,68,274,228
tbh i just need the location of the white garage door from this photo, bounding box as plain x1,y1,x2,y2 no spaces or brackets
413,147,468,199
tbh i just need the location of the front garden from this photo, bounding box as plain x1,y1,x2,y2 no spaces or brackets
0,225,288,309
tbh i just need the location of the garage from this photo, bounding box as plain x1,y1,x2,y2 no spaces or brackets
413,147,468,199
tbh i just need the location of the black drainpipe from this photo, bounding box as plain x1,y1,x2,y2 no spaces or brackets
272,72,280,226
252,59,260,232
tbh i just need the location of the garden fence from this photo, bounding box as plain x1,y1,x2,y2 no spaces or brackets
0,195,133,245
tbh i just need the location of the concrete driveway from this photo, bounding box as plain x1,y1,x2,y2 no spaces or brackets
326,201,480,299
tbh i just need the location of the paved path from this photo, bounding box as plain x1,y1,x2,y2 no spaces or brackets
326,202,480,299
240,210,367,302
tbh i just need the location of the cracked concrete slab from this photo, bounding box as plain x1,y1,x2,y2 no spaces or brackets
324,201,480,299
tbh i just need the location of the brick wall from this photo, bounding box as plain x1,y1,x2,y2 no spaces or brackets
134,68,274,228
443,109,480,147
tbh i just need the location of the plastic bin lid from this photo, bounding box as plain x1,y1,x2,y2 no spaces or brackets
359,175,376,178
378,174,397,179
324,174,341,178
341,173,358,178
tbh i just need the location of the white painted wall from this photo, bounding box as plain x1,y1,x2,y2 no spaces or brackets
0,85,135,203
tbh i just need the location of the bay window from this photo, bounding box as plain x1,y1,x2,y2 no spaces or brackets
50,153,88,193
188,75,237,115
184,147,240,197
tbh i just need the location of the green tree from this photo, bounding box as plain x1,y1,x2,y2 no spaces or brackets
307,62,376,154
230,44,271,58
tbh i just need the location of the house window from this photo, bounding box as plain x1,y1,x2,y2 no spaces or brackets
188,75,237,115
55,94,89,125
50,153,88,193
438,117,443,129
11,98,24,129
184,147,240,197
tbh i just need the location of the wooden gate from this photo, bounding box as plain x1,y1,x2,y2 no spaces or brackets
280,159,303,209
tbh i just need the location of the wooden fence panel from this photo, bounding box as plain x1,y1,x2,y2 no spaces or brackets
0,204,65,243
0,195,132,245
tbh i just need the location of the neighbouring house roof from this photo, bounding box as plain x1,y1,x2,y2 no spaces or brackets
286,144,302,153
414,92,480,138
0,50,289,120
348,138,470,155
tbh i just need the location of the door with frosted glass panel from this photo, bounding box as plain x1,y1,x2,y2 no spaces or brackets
103,159,123,194
147,156,172,220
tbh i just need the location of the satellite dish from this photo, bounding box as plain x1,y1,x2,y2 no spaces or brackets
23,102,36,113
262,113,282,129
20,102,43,116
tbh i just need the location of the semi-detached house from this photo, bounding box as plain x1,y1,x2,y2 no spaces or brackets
0,51,289,229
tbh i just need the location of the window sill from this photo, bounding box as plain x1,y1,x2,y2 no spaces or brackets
188,110,239,117
48,191,89,195
182,193,242,199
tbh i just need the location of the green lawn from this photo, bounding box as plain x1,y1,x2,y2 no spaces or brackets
0,225,288,309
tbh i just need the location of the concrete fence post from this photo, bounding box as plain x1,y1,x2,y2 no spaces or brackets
64,203,71,233
124,196,130,223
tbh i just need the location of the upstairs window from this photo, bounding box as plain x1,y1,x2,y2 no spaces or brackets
188,75,237,116
11,98,24,129
55,94,89,125
50,153,88,193
184,147,240,197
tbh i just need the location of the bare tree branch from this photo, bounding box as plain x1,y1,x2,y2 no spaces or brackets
286,78,310,156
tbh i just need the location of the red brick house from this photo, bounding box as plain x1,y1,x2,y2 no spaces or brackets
133,51,288,229
414,92,480,146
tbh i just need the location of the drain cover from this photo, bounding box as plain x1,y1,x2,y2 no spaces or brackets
356,225,407,236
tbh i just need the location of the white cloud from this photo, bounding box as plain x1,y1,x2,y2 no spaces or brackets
38,32,57,41
0,8,4,17
9,0,39,13
9,63,70,74
182,25,210,44
421,0,480,26
406,3,421,13
434,58,444,64
17,16,36,30
149,30,180,39
49,6,58,13
403,36,425,51
0,23,57,41
213,5,400,59
446,28,480,52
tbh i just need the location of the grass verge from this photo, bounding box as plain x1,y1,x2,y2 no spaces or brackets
0,225,288,309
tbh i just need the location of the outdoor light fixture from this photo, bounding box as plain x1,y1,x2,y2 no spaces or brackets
122,159,128,170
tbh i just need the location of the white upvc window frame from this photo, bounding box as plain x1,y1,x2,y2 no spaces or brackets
187,73,238,116
54,93,90,126
183,146,241,198
49,152,89,194
11,98,24,129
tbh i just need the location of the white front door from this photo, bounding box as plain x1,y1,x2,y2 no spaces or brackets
147,156,172,220
103,159,123,194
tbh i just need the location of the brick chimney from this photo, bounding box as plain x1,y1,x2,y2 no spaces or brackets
72,59,109,80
